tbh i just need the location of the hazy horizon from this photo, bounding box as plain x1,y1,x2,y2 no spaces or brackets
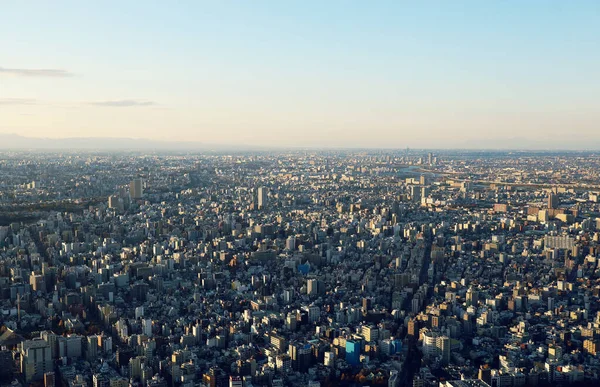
2,1,599,148
4,132,600,152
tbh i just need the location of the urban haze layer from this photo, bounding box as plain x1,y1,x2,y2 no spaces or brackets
1,149,600,387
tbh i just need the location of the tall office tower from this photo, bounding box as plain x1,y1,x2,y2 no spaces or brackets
478,365,492,385
548,297,555,312
427,152,433,165
345,340,361,366
286,235,296,251
466,287,479,307
548,192,559,209
130,178,144,199
40,331,58,359
30,271,46,293
108,195,124,212
257,186,267,209
142,319,153,337
129,356,146,381
108,195,118,208
421,187,429,205
307,279,318,296
0,350,13,380
86,335,99,361
407,319,419,337
289,342,312,372
436,335,451,365
410,185,421,202
324,351,335,367
20,339,53,382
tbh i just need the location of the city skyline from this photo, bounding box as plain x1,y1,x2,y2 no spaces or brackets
2,1,599,149
2,150,600,386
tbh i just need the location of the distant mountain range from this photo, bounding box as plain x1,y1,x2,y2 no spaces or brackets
1,133,599,152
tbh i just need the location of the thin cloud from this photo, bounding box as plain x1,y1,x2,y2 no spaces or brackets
0,98,37,105
0,66,73,77
90,100,157,107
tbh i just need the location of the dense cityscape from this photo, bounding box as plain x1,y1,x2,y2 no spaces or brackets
1,150,600,387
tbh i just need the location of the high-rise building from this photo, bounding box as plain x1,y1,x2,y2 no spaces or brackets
307,279,318,296
142,319,153,337
129,356,146,381
289,342,312,372
130,178,144,200
345,340,360,366
407,319,419,337
548,192,559,209
584,339,599,355
389,370,399,387
20,339,53,382
229,376,243,387
109,377,128,387
86,335,99,361
0,350,13,380
423,331,451,365
40,331,58,359
362,325,379,343
422,331,438,359
58,335,82,359
108,195,124,212
93,373,110,387
478,365,492,385
257,186,267,209
410,185,421,202
30,272,46,293
116,347,133,368
44,371,56,387
362,296,374,312
286,235,296,251
270,334,287,353
436,335,451,365
203,367,226,387
308,306,320,323
544,235,575,250
466,287,479,307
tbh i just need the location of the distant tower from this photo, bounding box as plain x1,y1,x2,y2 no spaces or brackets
547,192,559,209
130,178,144,200
307,279,317,296
257,187,267,209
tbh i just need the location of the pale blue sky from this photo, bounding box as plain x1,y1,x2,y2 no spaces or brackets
1,1,599,148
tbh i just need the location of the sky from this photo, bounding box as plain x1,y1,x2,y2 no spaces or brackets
1,1,599,149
